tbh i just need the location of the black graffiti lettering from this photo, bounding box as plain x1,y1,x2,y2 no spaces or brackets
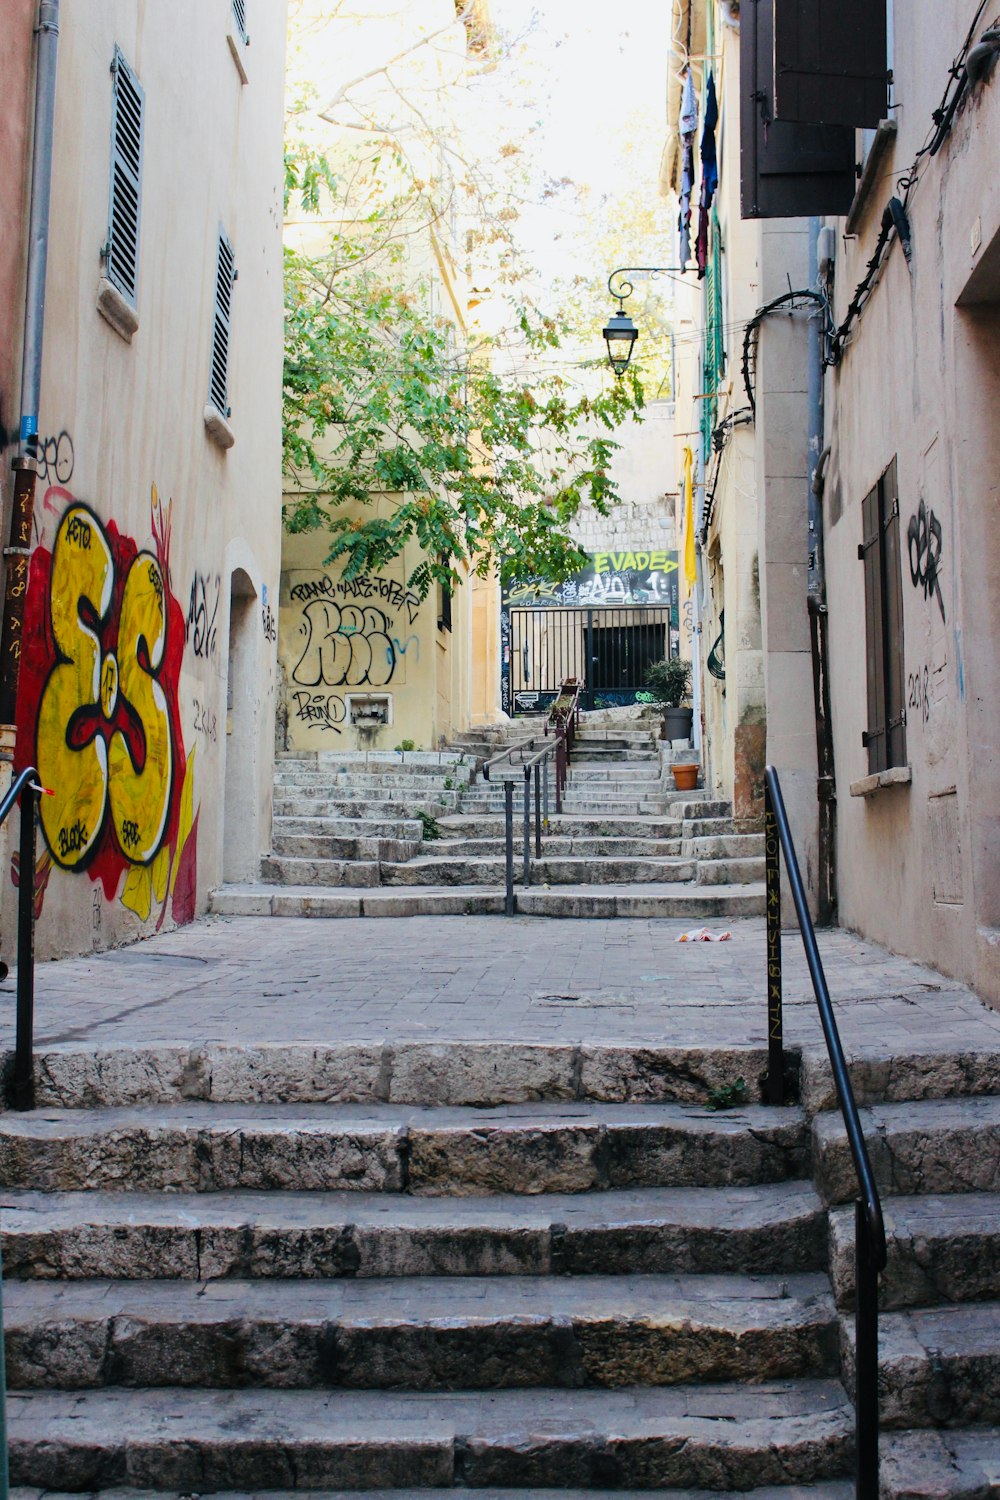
186,573,220,659
36,430,75,485
291,689,346,731
292,600,398,688
262,602,277,643
57,819,89,858
192,696,218,743
907,665,931,727
65,513,92,549
120,818,140,851
907,499,945,623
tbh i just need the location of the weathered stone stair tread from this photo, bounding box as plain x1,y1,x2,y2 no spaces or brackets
0,1099,808,1194
437,816,685,837
814,1095,1000,1201
514,883,766,918
211,883,766,919
6,1379,855,1490
9,1487,857,1500
381,857,697,886
829,1191,1000,1309
426,838,683,857
4,1271,837,1390
839,1299,1000,1428
799,1044,1000,1113
0,1181,827,1279
880,1425,1000,1498
260,856,382,887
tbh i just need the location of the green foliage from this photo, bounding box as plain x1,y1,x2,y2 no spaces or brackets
416,809,442,840
705,1077,749,1112
394,739,417,752
283,147,645,599
644,657,692,708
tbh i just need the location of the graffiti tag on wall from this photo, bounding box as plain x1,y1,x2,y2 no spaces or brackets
15,486,199,927
504,549,680,612
907,499,945,623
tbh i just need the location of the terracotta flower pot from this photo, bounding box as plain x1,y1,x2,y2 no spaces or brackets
672,763,699,791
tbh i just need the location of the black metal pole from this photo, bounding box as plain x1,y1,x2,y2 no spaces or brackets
854,1201,880,1499
764,780,784,1105
504,780,515,916
14,782,38,1110
555,737,564,814
534,762,542,857
522,771,531,887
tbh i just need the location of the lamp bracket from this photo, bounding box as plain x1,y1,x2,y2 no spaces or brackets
607,265,689,307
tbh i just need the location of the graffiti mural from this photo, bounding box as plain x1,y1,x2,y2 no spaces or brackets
292,600,398,688
14,485,199,927
907,498,945,623
504,549,680,611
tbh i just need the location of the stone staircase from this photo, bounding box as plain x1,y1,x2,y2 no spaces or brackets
2,1034,999,1494
212,721,766,920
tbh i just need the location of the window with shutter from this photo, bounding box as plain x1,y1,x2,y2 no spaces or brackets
106,48,144,308
773,0,888,129
860,458,906,774
740,0,856,219
209,231,236,418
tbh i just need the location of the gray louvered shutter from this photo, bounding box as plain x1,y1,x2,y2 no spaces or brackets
232,0,249,45
860,482,886,774
881,458,907,770
740,0,856,219
106,48,144,307
209,232,236,417
773,0,888,129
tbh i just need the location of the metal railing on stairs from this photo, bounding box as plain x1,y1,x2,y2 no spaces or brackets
482,679,581,914
1,766,42,1111
763,765,886,1500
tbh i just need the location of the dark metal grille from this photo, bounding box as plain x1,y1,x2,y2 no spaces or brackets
209,232,236,417
506,606,671,714
232,0,249,44
107,48,144,306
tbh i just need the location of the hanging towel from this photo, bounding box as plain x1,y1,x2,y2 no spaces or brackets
683,446,697,589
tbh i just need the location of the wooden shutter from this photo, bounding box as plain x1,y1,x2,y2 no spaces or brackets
773,0,888,129
209,232,236,417
740,0,856,219
880,458,907,769
107,48,144,307
860,482,885,774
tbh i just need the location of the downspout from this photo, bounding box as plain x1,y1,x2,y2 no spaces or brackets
0,0,60,735
807,216,837,924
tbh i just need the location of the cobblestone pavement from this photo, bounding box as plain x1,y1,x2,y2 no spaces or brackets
3,913,999,1055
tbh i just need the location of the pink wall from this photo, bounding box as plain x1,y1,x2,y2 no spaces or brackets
0,0,38,452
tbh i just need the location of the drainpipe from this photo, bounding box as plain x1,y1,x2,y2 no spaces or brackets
0,0,60,735
807,216,837,924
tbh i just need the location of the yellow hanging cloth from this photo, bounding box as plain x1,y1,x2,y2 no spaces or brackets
683,445,697,588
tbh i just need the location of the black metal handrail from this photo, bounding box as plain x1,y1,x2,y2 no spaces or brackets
0,766,41,1111
764,765,886,1500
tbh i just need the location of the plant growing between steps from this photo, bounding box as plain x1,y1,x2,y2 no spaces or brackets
705,1076,749,1111
417,810,442,840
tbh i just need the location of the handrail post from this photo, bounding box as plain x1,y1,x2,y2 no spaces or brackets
764,779,784,1105
522,769,531,887
555,736,564,814
13,781,38,1111
543,758,549,831
855,1201,880,1500
504,780,515,916
534,762,542,857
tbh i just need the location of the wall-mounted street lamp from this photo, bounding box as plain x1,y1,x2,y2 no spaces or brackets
603,266,690,377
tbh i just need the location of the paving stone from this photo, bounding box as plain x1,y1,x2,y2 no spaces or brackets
10,1488,856,1500
879,1426,1000,1498
799,1045,1000,1113
0,1182,827,1280
5,1381,854,1490
3,1271,837,1391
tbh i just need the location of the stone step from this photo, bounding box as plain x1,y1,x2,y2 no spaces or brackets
211,881,767,920
425,838,683,858
5,1379,855,1491
840,1300,1000,1429
8,1488,857,1500
438,815,685,838
274,815,424,839
683,817,746,838
684,835,765,859
696,858,766,887
880,1425,1000,1499
829,1191,1000,1311
0,1101,808,1196
278,751,474,768
4,1271,838,1391
271,834,422,862
0,1180,827,1280
273,795,452,818
275,773,471,792
813,1095,1000,1203
560,765,662,780
14,1039,790,1110
259,856,382,887
799,1043,1000,1113
380,857,697,887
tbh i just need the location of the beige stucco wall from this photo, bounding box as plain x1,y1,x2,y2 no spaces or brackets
278,498,473,752
822,3,1000,1002
2,0,286,959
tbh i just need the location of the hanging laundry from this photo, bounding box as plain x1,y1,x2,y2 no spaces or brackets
695,72,719,279
677,69,698,271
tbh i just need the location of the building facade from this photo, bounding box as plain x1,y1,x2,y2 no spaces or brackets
2,0,287,958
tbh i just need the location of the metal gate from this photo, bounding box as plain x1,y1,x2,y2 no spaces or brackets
505,606,671,714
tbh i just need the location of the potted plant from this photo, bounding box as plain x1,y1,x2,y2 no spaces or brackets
644,656,693,743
